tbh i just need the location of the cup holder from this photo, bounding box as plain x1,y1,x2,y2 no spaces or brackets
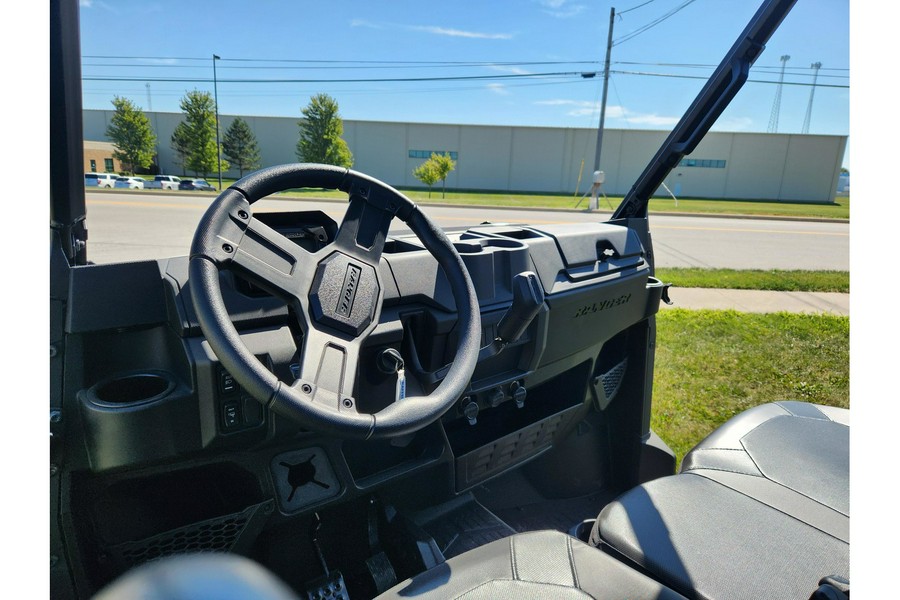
452,238,526,254
87,370,176,407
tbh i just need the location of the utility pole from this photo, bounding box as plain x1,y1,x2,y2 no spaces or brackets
146,82,160,172
593,7,615,175
589,7,615,211
767,54,790,133
213,54,222,192
801,61,822,134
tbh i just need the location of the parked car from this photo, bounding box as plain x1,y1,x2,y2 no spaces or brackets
51,1,851,600
114,176,145,190
145,174,182,190
83,172,116,188
179,178,216,191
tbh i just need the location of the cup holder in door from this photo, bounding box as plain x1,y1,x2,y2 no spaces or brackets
87,370,176,407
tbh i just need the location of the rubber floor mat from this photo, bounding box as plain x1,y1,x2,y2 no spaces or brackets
413,494,515,559
489,492,609,534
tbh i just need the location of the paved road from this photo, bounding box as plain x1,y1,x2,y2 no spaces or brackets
83,192,849,271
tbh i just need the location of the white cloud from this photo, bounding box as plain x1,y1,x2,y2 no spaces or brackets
487,65,531,75
80,0,92,6
410,25,513,40
350,21,513,39
486,83,510,95
535,99,678,125
712,116,753,131
624,113,680,126
537,0,586,18
350,19,382,29
139,58,178,65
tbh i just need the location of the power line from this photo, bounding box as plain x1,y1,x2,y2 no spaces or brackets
617,0,659,16
613,0,698,46
609,69,848,88
83,55,598,66
81,71,591,84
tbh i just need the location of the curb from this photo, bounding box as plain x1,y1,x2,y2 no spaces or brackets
88,188,849,224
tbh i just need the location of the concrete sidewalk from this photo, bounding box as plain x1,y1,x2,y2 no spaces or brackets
661,287,849,316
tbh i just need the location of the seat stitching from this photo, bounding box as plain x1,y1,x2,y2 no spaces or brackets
776,401,828,420
566,535,580,589
450,579,594,600
509,535,518,580
689,471,850,541
683,465,764,477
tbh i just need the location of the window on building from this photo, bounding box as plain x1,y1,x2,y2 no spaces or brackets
104,158,114,172
409,150,458,160
679,158,726,168
90,159,96,172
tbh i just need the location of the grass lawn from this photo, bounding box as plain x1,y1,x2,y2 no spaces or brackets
652,309,849,466
170,177,849,220
655,268,850,293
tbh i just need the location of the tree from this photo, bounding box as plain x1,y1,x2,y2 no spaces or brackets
177,90,229,179
170,122,191,176
296,93,353,167
106,96,156,175
413,160,440,198
222,117,261,178
430,152,456,199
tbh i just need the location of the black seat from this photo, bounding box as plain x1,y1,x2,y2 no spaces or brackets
377,530,686,599
591,401,849,600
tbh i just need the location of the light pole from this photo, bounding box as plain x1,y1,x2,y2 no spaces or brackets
213,54,222,191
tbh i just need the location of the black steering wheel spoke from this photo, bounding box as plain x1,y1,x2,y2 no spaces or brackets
229,214,315,302
291,329,362,415
332,193,393,266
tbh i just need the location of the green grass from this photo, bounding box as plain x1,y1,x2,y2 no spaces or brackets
158,175,850,219
655,268,850,293
652,309,849,466
160,177,849,220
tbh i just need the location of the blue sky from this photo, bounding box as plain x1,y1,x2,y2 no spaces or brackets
78,0,849,164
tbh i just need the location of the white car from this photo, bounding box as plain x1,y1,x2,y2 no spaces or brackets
114,176,145,190
145,174,183,190
84,172,116,188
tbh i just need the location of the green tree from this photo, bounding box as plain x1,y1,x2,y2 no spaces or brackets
413,160,440,198
222,117,261,178
296,93,353,167
170,121,191,176
177,90,229,179
106,96,156,175
413,153,456,199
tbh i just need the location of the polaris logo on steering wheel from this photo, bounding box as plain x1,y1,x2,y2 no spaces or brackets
336,263,362,317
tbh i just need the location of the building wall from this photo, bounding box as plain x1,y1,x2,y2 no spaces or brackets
83,141,122,173
83,110,847,203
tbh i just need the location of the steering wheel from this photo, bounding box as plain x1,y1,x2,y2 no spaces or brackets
189,164,481,440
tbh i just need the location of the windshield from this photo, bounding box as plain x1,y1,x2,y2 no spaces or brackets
77,1,848,265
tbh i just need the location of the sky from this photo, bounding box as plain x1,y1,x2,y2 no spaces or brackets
76,0,850,166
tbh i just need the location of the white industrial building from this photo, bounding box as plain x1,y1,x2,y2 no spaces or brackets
83,109,847,203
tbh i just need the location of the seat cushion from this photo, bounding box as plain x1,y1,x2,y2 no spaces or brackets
377,530,686,600
682,401,848,510
592,401,849,600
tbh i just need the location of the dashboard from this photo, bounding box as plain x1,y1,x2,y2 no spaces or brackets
59,210,662,580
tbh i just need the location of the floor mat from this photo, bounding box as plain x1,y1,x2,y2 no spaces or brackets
490,492,609,534
412,494,516,559
474,469,613,535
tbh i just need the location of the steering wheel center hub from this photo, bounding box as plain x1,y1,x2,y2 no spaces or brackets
309,251,380,337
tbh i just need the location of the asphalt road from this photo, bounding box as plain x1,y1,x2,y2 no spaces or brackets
83,192,849,271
